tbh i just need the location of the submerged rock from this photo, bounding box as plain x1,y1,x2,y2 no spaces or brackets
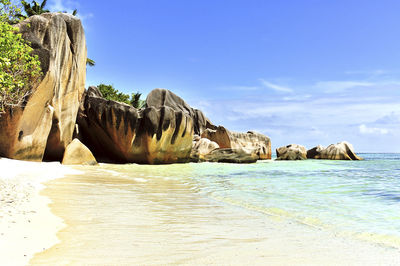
0,13,86,161
307,141,362,160
76,87,194,164
203,148,258,163
201,126,271,160
276,144,307,160
62,139,97,165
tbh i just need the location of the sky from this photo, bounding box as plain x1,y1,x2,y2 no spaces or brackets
49,0,400,152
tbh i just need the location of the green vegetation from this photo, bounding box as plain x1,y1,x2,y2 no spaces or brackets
18,0,49,19
0,0,42,112
97,84,145,109
86,58,95,67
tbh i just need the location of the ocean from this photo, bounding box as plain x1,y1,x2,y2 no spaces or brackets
32,153,400,264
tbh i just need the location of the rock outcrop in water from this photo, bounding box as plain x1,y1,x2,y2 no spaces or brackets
203,148,258,163
276,144,307,160
201,126,271,160
307,141,362,160
76,87,194,164
0,13,86,161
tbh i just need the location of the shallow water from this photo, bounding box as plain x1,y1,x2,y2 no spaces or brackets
32,154,400,265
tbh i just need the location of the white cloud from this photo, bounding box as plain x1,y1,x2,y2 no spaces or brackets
259,79,293,93
315,81,373,93
359,124,388,135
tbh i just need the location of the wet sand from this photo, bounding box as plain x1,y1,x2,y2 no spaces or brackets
31,164,400,265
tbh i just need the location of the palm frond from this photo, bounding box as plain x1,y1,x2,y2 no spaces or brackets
40,0,47,9
86,58,96,67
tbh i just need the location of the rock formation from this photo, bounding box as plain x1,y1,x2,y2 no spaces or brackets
0,13,86,161
203,148,258,163
62,139,97,165
146,89,214,135
76,87,194,164
201,126,271,160
276,144,307,160
306,145,325,159
307,142,362,160
190,137,219,162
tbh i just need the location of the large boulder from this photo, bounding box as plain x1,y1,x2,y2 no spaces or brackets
0,13,86,161
62,139,97,165
306,145,325,159
146,89,214,135
203,148,258,163
276,144,307,160
307,141,362,160
190,138,219,162
201,126,271,160
76,87,194,164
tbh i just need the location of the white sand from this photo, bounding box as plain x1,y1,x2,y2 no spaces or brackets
31,164,400,265
0,158,81,266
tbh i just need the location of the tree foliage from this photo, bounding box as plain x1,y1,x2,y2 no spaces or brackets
97,84,145,109
1,0,23,24
18,0,49,19
0,0,42,112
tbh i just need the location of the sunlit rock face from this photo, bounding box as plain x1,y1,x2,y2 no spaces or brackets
201,126,271,160
0,13,86,161
62,139,97,165
276,144,307,160
76,87,194,164
203,148,259,163
190,137,220,162
307,141,362,160
146,88,214,135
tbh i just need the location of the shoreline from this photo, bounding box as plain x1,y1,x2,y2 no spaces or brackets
32,163,400,265
0,158,80,266
1,159,399,265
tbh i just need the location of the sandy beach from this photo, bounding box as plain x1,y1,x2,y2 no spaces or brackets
19,162,400,265
0,159,399,265
0,159,80,266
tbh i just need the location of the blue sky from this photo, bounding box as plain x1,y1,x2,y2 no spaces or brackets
49,0,400,152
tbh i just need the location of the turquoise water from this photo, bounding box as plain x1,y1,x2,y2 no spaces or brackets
32,153,400,264
188,153,400,247
98,153,400,248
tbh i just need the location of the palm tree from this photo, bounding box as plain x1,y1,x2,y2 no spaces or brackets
130,92,144,108
86,58,95,67
18,0,49,18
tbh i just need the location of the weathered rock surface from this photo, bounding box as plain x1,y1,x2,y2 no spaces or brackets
76,87,194,164
307,142,362,160
203,148,258,163
306,145,325,159
62,139,97,165
190,138,219,162
0,13,86,161
276,144,307,160
146,89,214,135
201,126,271,160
